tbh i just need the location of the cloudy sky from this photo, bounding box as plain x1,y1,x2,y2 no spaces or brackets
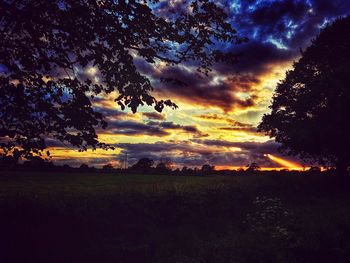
49,0,350,169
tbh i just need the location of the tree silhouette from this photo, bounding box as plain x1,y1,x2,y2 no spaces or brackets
155,157,173,174
246,162,261,172
0,0,245,160
102,163,114,171
307,166,321,174
22,156,54,171
79,163,90,172
258,17,350,175
155,162,171,174
131,158,154,173
201,164,214,174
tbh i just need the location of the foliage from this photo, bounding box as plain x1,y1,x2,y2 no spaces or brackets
307,166,321,173
242,196,297,262
131,157,154,172
0,0,246,159
79,163,90,171
259,17,350,173
246,162,261,172
102,163,114,171
155,158,173,173
245,196,294,240
201,164,215,173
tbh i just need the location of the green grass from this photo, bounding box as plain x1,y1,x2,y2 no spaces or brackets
0,172,240,196
1,172,350,262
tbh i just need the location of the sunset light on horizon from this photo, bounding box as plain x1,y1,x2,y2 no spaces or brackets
264,154,304,170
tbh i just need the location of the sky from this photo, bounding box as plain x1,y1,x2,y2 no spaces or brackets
48,0,350,170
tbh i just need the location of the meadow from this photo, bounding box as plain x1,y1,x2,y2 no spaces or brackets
1,172,350,262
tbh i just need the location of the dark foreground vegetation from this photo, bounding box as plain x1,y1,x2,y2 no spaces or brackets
1,172,350,263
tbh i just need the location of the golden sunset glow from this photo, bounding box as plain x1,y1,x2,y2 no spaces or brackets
265,154,303,170
45,61,301,169
13,0,338,170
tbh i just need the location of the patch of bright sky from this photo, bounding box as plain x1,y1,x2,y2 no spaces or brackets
318,18,330,29
286,20,298,39
162,106,204,127
164,104,267,142
252,28,259,39
236,92,251,100
49,147,120,160
266,37,289,50
230,0,242,13
230,60,294,126
86,66,97,76
98,133,162,144
209,75,224,86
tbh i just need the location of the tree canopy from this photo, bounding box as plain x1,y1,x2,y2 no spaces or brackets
131,158,154,172
0,0,245,160
258,16,350,174
245,162,260,172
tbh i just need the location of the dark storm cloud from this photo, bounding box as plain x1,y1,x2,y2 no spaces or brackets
114,141,213,166
215,41,294,75
193,139,282,167
226,74,260,92
115,141,198,155
169,151,250,167
155,67,259,112
94,106,130,120
191,138,308,167
92,97,137,120
229,0,350,51
142,112,166,120
113,139,285,168
136,0,350,112
48,139,285,168
104,120,169,136
146,121,206,136
192,139,282,165
288,0,350,47
133,57,157,75
163,0,350,80
246,0,310,41
251,0,308,24
114,141,245,167
104,120,207,137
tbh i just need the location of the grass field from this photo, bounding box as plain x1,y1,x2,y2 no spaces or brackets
1,172,350,262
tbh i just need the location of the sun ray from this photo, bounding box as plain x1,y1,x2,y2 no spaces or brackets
265,154,303,170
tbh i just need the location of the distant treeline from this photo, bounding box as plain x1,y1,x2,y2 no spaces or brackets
0,156,337,176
